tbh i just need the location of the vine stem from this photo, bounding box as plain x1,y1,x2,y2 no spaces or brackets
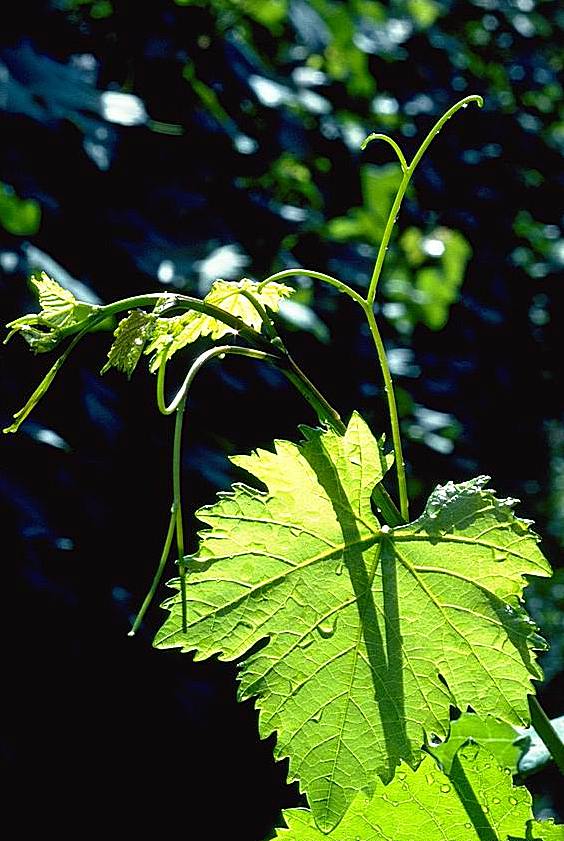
362,303,409,522
81,292,275,353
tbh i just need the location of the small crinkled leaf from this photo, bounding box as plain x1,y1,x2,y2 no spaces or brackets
275,743,560,840
429,712,522,775
155,412,550,832
145,278,294,370
101,310,154,378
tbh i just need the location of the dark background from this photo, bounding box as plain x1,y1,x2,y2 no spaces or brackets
1,0,562,836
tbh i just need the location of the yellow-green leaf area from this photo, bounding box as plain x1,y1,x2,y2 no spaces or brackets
203,277,293,338
275,743,560,840
155,413,550,832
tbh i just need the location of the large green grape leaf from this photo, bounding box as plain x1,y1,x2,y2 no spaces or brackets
155,413,550,832
274,743,563,841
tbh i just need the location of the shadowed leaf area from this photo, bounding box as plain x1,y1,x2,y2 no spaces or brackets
154,413,551,831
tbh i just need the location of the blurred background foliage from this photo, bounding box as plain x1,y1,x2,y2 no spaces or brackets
0,0,562,836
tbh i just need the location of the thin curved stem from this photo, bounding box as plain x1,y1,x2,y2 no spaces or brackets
366,172,408,306
157,345,276,416
128,506,176,636
361,132,408,174
362,303,409,522
173,395,188,632
407,94,483,176
366,95,483,305
159,344,277,632
258,269,366,308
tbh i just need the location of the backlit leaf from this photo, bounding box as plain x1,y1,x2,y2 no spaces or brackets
155,413,550,832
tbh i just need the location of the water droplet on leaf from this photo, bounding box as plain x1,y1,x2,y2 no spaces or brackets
425,773,435,785
317,617,337,638
492,797,500,804
440,783,451,793
298,634,314,650
509,796,518,806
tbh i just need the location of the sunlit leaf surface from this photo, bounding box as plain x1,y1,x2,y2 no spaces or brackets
155,413,550,831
